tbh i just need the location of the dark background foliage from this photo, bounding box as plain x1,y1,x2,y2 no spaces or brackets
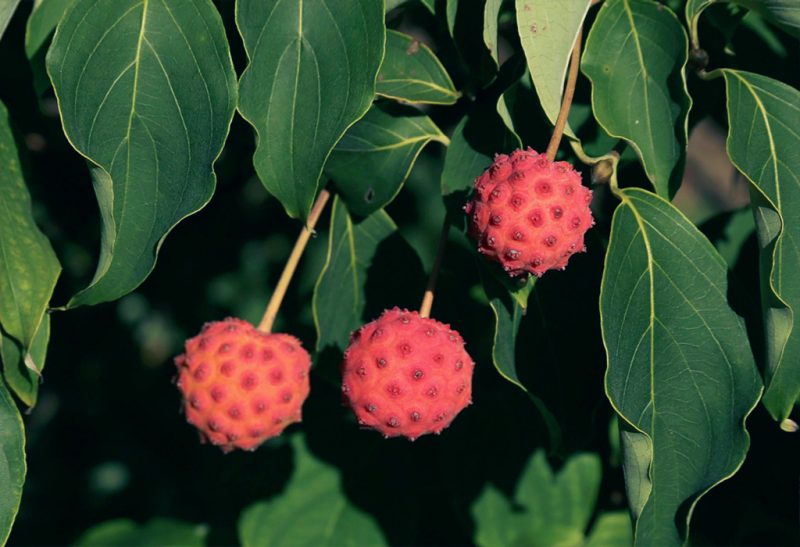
1,1,798,545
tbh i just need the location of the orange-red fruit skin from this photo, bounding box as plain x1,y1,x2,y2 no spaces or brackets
341,308,474,440
174,318,311,452
464,148,595,277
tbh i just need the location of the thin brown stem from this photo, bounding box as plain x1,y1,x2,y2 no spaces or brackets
258,189,331,333
545,29,583,162
419,214,450,319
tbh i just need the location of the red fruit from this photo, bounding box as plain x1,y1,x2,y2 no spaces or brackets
464,148,594,277
341,308,474,440
174,318,311,452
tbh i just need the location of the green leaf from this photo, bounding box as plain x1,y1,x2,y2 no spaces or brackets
582,0,690,198
1,316,49,408
47,0,237,308
75,518,208,546
0,377,25,546
377,30,459,105
25,0,74,95
719,69,800,420
600,188,762,545
446,0,496,83
326,103,447,217
483,0,503,67
473,450,626,547
0,0,20,42
736,0,800,37
236,0,385,220
313,197,397,352
515,0,591,140
239,435,386,547
0,99,60,387
585,512,634,547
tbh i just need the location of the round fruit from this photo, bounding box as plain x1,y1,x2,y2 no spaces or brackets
464,148,594,277
341,308,474,440
174,318,311,452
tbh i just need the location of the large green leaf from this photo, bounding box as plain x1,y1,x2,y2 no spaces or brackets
719,69,800,420
1,316,49,408
473,450,632,547
25,0,74,95
483,0,503,67
0,378,25,546
0,0,20,42
600,188,762,545
47,0,237,308
515,0,591,140
326,103,447,217
75,518,208,546
239,435,386,546
377,30,459,105
737,0,800,36
0,99,60,395
236,0,384,220
582,0,690,198
313,198,397,352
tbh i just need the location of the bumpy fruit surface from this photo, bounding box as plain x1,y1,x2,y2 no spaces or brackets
341,308,474,440
464,148,594,277
174,318,311,452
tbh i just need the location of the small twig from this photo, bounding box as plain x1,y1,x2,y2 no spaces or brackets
419,214,451,319
545,29,583,162
258,189,332,333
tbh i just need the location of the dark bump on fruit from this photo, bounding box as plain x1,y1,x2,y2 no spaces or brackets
505,249,521,260
253,400,267,413
529,210,543,227
248,428,263,438
510,195,523,209
371,328,384,341
262,348,274,361
427,386,439,398
387,417,400,428
210,386,225,402
400,316,410,324
282,391,292,403
273,417,283,425
544,235,557,247
434,412,446,422
535,181,552,194
376,357,387,368
413,369,424,380
490,188,502,201
281,342,296,353
490,214,502,226
208,419,220,431
386,383,402,397
193,363,209,381
241,345,255,360
218,343,232,354
241,373,257,390
189,395,202,410
512,230,524,241
410,411,421,422
485,235,496,248
198,338,208,350
426,328,435,336
457,383,466,394
356,366,367,377
226,324,237,332
552,206,563,219
571,216,582,229
270,369,284,384
228,406,242,419
227,433,238,442
398,342,412,357
365,403,377,413
455,360,464,371
449,334,457,342
564,185,574,195
433,353,444,363
220,361,235,376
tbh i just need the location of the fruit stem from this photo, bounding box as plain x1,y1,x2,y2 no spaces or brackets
545,28,583,162
258,189,331,333
419,214,451,319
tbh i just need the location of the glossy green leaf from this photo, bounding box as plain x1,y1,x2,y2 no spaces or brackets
75,518,208,546
483,0,503,67
313,198,397,352
516,0,591,140
0,99,60,385
473,450,630,547
377,30,459,105
0,377,25,546
25,0,74,95
237,0,384,220
736,0,799,36
1,316,49,408
47,0,237,308
326,103,447,217
600,188,762,545
582,0,690,198
719,69,800,420
0,0,20,42
239,435,386,547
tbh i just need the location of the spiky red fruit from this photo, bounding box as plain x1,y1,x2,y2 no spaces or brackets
174,318,311,452
464,148,594,276
341,308,474,440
